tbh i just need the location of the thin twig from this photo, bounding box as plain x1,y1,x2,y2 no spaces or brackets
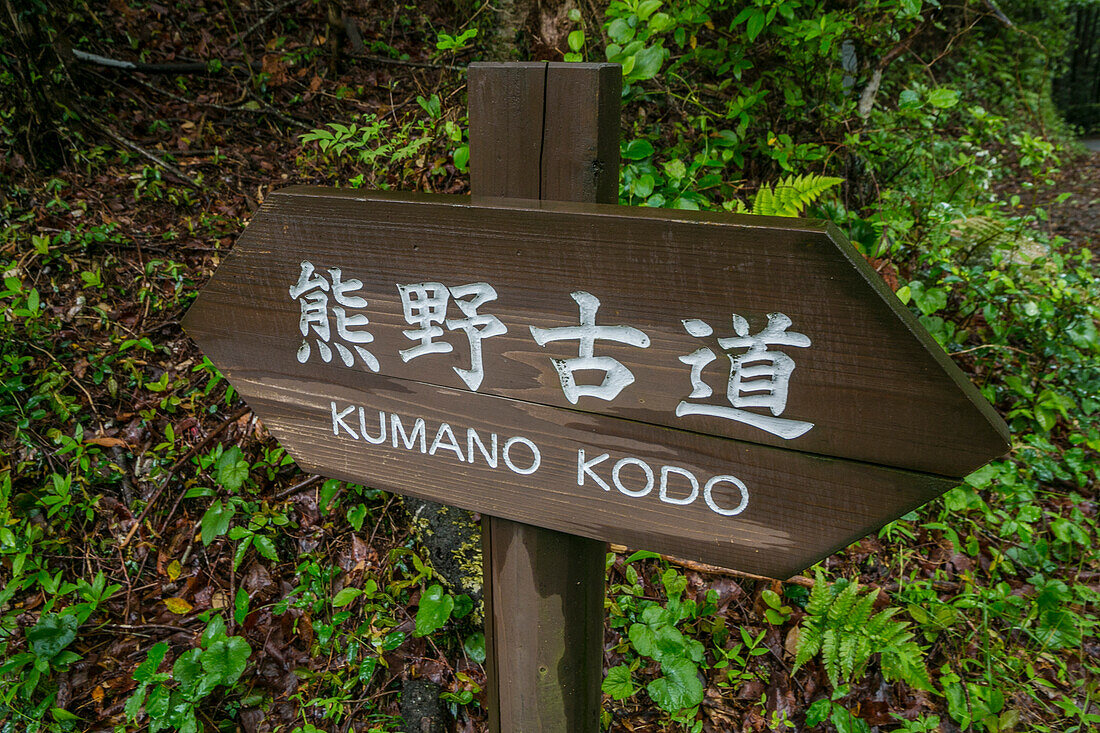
72,48,259,75
90,118,202,189
273,473,324,500
660,553,815,588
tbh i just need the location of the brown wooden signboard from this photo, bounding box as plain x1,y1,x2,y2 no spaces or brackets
182,187,1009,579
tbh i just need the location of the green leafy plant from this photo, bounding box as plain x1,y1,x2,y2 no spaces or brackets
794,570,932,691
125,616,252,733
726,173,843,217
605,568,706,720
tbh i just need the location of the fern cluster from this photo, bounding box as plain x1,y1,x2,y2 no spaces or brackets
728,173,844,217
794,570,933,691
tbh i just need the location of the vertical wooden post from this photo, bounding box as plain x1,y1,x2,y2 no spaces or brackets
468,61,621,733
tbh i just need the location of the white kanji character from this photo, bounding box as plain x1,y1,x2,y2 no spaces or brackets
530,291,650,403
445,283,507,391
675,312,814,440
398,283,454,362
290,261,332,364
328,268,379,371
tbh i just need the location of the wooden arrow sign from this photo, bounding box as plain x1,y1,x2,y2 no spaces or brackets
182,187,1009,579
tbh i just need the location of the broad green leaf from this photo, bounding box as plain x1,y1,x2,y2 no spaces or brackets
622,139,655,161
124,684,147,721
628,44,666,81
746,11,766,41
172,648,204,698
146,683,171,719
200,500,235,546
214,447,249,491
602,664,636,700
252,534,278,562
26,612,78,660
332,587,362,607
928,88,960,109
568,30,585,53
201,616,226,649
464,632,486,664
134,641,170,682
414,584,454,637
201,636,252,686
646,657,704,712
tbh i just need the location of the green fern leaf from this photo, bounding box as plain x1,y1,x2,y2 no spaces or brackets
793,622,823,671
822,627,842,686
806,570,832,616
827,581,861,624
752,183,778,216
849,591,877,629
838,631,859,680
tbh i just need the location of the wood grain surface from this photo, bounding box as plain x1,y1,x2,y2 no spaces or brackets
181,186,1007,576
470,61,615,733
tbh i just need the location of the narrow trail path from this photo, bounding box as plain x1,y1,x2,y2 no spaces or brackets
1040,140,1100,250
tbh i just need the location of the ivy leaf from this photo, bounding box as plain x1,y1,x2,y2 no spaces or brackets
200,500,235,546
201,636,252,687
602,664,636,700
646,657,704,712
414,584,454,637
346,502,368,531
214,447,249,491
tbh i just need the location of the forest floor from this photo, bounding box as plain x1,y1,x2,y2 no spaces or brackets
3,3,1099,732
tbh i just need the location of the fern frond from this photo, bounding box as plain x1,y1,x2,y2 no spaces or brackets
864,606,901,637
793,623,822,672
849,592,877,629
881,640,934,691
839,631,859,680
806,570,832,616
752,173,843,217
827,581,861,624
822,627,842,686
752,183,778,216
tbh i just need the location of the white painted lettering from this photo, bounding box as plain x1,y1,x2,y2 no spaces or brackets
467,428,498,468
390,413,427,453
577,450,611,491
331,402,358,439
503,436,540,475
358,408,387,444
429,423,466,461
704,475,749,516
612,457,654,497
659,465,699,505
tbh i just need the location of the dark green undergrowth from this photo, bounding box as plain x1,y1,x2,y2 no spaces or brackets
1,0,1098,731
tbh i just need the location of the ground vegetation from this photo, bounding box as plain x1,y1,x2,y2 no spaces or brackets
0,1,1098,731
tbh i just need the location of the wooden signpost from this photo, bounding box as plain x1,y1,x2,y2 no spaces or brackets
182,63,1009,731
